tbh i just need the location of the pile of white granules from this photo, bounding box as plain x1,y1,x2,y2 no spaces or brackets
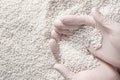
0,0,120,80
59,26,102,73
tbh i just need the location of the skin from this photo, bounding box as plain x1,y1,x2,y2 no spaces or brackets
49,8,120,80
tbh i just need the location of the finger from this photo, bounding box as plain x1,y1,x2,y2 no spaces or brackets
61,15,96,27
86,43,97,57
49,39,61,62
92,7,120,33
91,7,111,33
54,63,75,79
54,27,74,36
86,43,120,68
54,27,70,40
86,43,104,61
51,29,61,42
54,19,81,30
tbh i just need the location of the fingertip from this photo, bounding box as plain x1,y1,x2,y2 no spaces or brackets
54,63,67,74
91,7,99,18
91,7,103,22
54,63,75,79
60,15,71,24
91,7,97,14
51,30,61,42
54,19,65,29
54,63,61,69
61,15,79,26
49,38,56,48
53,63,67,74
54,20,60,28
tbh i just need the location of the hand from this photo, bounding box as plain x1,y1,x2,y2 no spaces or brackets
50,12,96,62
50,15,92,80
49,38,120,80
49,7,120,80
86,8,120,68
51,7,120,69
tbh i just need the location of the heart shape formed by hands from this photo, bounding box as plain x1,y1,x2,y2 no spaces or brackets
57,26,101,73
49,8,120,80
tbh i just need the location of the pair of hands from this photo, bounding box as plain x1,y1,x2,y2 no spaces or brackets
49,8,120,79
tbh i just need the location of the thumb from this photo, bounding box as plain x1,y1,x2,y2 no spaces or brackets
54,63,75,79
91,7,111,33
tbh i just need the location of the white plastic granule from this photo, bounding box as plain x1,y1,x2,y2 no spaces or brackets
59,26,102,73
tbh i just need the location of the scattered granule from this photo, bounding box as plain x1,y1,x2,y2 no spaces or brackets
59,26,102,73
